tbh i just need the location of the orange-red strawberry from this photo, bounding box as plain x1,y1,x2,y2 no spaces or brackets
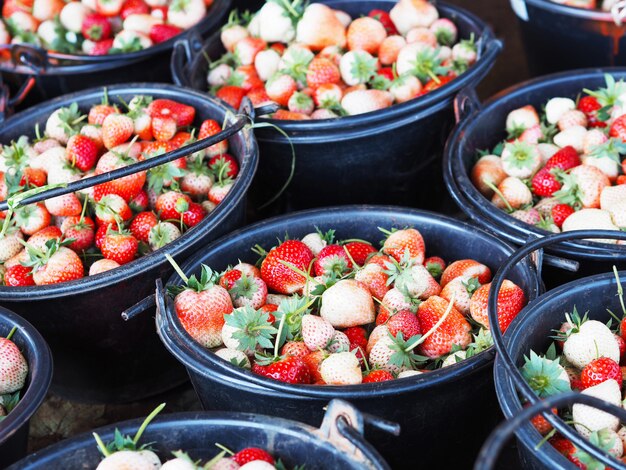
173,263,233,348
581,357,622,389
422,75,455,93
260,239,314,294
252,356,311,384
302,349,327,383
378,35,405,65
491,177,532,210
469,280,526,332
101,230,138,265
416,295,472,358
66,134,99,171
363,370,394,382
94,150,146,202
155,191,191,221
199,119,229,158
440,259,491,287
44,193,82,217
120,0,149,19
88,103,118,125
531,167,561,198
610,114,626,142
382,228,425,264
147,99,195,127
343,241,376,266
151,115,177,142
355,263,389,300
544,145,581,171
129,189,149,212
4,264,35,286
149,23,182,44
129,211,158,243
247,86,272,107
424,256,446,279
216,85,246,109
234,64,264,91
272,109,311,120
101,113,134,149
266,74,297,107
0,331,28,393
20,167,47,188
528,405,557,436
24,240,84,285
306,58,341,90
551,203,575,228
61,215,95,252
95,223,115,249
281,341,310,358
346,16,387,54
386,309,421,340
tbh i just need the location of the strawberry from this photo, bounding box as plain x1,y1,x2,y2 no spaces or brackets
557,165,610,209
148,222,181,251
378,35,405,65
439,275,479,316
129,211,158,243
151,115,177,142
531,168,561,197
216,86,246,109
252,356,311,384
422,75,455,93
528,405,557,436
101,230,139,265
363,370,394,383
266,74,297,107
23,240,84,285
302,350,327,383
234,65,264,92
88,39,115,55
471,155,507,197
469,280,526,332
424,256,446,279
207,181,233,204
260,239,314,294
20,167,46,188
61,215,95,252
0,332,28,394
313,244,353,276
386,310,421,340
305,58,341,90
342,241,376,266
320,279,376,328
281,341,310,358
382,228,425,264
500,141,541,179
94,149,146,202
96,0,124,16
14,204,50,236
167,0,206,30
26,226,61,251
233,448,274,466
88,99,118,126
272,110,311,120
301,314,335,351
102,114,134,150
544,146,581,171
440,259,491,287
95,194,132,225
149,23,181,44
66,134,98,172
368,9,398,35
581,357,622,389
208,154,239,178
551,203,575,228
355,263,389,300
319,351,362,385
129,189,148,212
573,379,621,438
120,0,149,19
344,326,368,353
347,17,387,54
82,13,112,41
564,319,620,369
155,191,191,221
147,99,195,127
44,193,82,217
416,296,472,359
182,202,204,228
199,119,228,158
4,264,35,286
233,37,266,66
288,92,314,115
228,272,267,310
610,114,626,142
295,3,346,51
491,177,533,210
378,287,417,324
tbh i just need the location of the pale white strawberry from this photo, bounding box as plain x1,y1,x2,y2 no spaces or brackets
124,14,163,35
608,202,626,228
60,2,90,33
397,370,422,378
553,125,587,152
537,143,560,164
168,0,206,29
505,105,540,134
389,75,422,103
181,171,213,196
510,208,541,225
441,350,467,367
148,222,181,251
366,324,390,355
231,275,268,310
232,262,261,279
389,0,439,35
301,314,335,351
319,351,362,385
300,232,327,256
221,25,248,52
563,320,620,369
256,1,295,43
266,293,289,305
201,200,216,214
221,323,250,354
439,275,477,315
557,109,587,131
395,42,431,76
96,450,161,470
501,141,542,179
562,208,619,243
491,176,533,210
573,379,621,438
601,185,626,210
334,9,352,28
451,40,476,65
214,348,251,368
339,50,376,86
598,429,623,457
320,279,375,328
518,125,543,144
395,264,440,299
240,462,275,470
341,90,393,116
617,426,626,450
380,287,416,318
583,154,619,181
208,64,233,87
583,129,608,155
328,330,350,353
45,109,73,144
406,27,437,47
310,109,339,119
113,30,152,50
161,456,198,470
37,20,59,47
89,259,121,275
254,48,281,82
545,97,576,124
378,35,406,65
0,336,28,394
436,45,452,62
295,3,347,51
534,197,560,217
47,165,81,185
368,335,407,374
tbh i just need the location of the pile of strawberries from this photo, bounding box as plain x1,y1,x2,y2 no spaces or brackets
471,74,626,241
0,93,239,286
170,226,526,385
0,327,28,421
208,0,477,119
520,301,626,466
0,0,211,57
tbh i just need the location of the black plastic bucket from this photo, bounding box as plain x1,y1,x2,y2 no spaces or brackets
0,307,52,468
155,205,540,469
444,68,626,287
0,0,231,110
0,83,258,403
490,230,626,469
9,399,392,470
171,0,502,213
510,0,626,76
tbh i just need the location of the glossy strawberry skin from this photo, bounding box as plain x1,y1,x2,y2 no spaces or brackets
251,357,312,384
580,357,622,389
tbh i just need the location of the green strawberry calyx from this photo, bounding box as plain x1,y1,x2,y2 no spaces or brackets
521,350,572,398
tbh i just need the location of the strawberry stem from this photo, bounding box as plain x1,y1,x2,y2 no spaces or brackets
93,432,111,457
277,259,310,280
405,291,456,352
484,180,514,213
612,265,626,317
5,326,17,341
274,310,288,357
132,403,165,445
165,253,189,284
214,443,234,456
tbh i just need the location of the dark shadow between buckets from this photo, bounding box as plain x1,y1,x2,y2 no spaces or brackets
8,399,393,470
0,307,52,468
0,0,232,110
489,230,626,469
170,0,502,214
0,83,258,403
154,205,540,469
443,68,626,288
510,0,626,76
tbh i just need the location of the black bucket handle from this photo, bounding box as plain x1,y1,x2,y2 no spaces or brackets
475,391,626,470
488,229,626,468
0,97,276,212
170,30,205,89
453,86,481,123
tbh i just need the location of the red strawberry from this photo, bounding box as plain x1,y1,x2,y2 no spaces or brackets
233,448,274,466
343,326,368,356
129,189,149,212
208,153,239,179
182,202,205,228
251,356,312,384
101,230,139,265
416,296,472,358
531,167,561,197
363,370,394,383
440,259,491,288
216,86,246,109
306,58,341,89
149,23,182,43
81,13,112,41
386,310,421,340
266,74,297,107
130,211,158,243
155,191,191,221
314,244,353,276
382,228,425,264
101,114,134,149
578,95,604,128
95,223,115,249
147,99,195,127
551,204,575,228
581,357,622,389
368,9,398,35
66,134,99,171
61,216,96,252
343,241,376,266
544,146,581,171
260,240,314,294
469,280,526,332
199,119,229,158
151,115,177,142
528,406,557,436
302,350,327,383
235,65,264,92
120,0,149,19
0,333,28,393
422,75,455,93
94,150,146,202
549,437,585,467
610,114,626,142
424,256,446,279
89,102,118,126
89,39,114,56
20,167,46,188
4,264,35,287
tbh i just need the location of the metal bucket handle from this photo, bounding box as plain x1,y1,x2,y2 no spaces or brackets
0,96,276,212
488,229,626,468
475,391,626,470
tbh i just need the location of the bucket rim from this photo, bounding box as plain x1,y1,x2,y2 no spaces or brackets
517,0,619,21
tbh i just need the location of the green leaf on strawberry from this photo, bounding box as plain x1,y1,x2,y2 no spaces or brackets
521,350,572,398
273,295,310,340
225,305,277,351
572,429,616,470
